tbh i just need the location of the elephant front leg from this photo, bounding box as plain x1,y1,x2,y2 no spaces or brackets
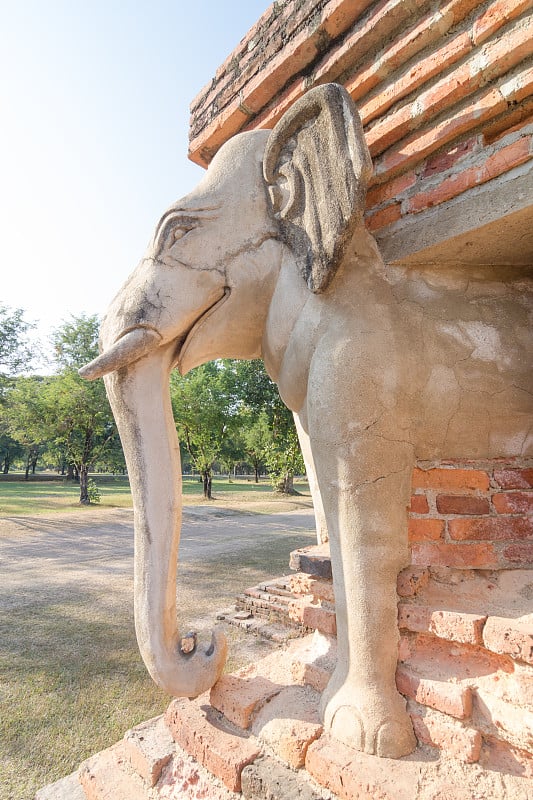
311,437,416,758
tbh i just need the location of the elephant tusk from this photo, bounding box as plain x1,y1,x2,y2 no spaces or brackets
79,327,162,380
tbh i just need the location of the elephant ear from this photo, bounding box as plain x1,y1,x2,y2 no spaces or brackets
263,83,372,293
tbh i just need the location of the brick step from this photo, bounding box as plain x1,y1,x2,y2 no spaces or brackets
220,607,307,642
289,544,332,579
165,697,262,793
79,742,151,800
78,713,241,800
249,575,300,598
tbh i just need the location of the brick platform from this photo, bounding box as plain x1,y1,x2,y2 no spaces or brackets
36,460,533,799
37,633,533,799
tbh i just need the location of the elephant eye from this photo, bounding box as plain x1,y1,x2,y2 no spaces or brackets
173,224,194,242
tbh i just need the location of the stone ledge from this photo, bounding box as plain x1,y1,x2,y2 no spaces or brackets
34,772,85,800
241,755,329,800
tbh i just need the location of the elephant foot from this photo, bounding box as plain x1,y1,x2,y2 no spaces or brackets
321,682,416,758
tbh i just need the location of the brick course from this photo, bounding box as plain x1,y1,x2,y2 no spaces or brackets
187,0,533,243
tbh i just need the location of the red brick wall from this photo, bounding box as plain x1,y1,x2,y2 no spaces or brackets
188,0,533,236
408,462,533,569
396,459,533,772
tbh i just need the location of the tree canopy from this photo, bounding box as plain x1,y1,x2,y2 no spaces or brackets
0,310,305,499
0,304,36,390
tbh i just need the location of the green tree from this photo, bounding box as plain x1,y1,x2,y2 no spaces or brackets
38,370,117,502
48,315,119,502
3,376,48,478
0,304,35,390
241,409,270,482
0,305,38,473
170,362,240,498
229,360,304,493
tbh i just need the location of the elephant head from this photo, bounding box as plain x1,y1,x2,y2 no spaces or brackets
80,84,371,698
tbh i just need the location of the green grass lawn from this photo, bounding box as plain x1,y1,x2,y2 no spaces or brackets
0,475,314,798
0,475,311,516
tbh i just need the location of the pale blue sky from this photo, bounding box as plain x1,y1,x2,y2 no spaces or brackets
1,1,268,345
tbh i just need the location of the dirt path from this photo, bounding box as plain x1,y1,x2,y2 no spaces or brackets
0,505,317,657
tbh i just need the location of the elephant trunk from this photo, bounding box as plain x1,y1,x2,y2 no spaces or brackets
103,348,227,697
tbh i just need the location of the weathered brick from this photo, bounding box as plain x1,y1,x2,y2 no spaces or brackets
398,603,486,645
483,615,533,664
475,689,533,754
494,467,533,490
412,468,490,492
320,0,375,40
289,598,337,636
396,666,472,718
436,494,491,515
241,755,325,800
305,736,354,798
411,541,499,569
79,743,149,800
317,0,424,90
479,734,533,778
443,0,487,24
209,671,283,729
123,715,174,787
165,698,261,792
482,16,533,84
473,0,533,46
35,773,85,800
307,735,421,800
430,609,487,645
366,104,414,154
397,566,430,597
409,493,430,514
498,61,533,104
503,542,533,564
365,201,402,231
308,577,335,604
251,685,322,768
493,491,533,514
409,703,482,762
449,516,533,541
360,30,472,126
290,632,337,693
289,544,332,578
367,170,417,208
423,136,478,177
374,86,507,179
408,518,445,541
483,98,533,144
404,631,513,683
409,136,532,212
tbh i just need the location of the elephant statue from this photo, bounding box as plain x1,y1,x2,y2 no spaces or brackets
80,84,532,759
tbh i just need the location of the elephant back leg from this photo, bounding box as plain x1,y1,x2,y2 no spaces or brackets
294,412,329,543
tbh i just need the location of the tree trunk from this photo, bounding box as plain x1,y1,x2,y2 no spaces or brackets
79,465,90,504
202,470,212,499
254,464,259,483
3,456,9,474
277,472,295,494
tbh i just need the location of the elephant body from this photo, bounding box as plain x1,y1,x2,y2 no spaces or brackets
81,84,532,759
